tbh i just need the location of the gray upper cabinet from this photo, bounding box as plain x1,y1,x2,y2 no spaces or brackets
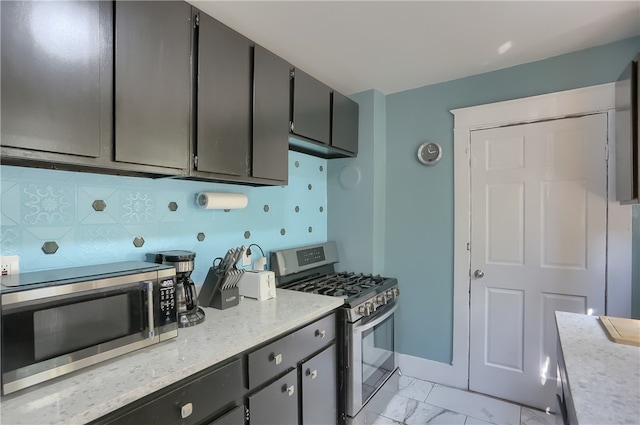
252,45,290,183
291,68,331,145
195,12,252,178
331,91,359,155
114,1,191,170
1,1,108,158
290,68,358,158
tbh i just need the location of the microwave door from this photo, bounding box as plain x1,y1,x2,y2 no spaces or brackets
1,278,158,394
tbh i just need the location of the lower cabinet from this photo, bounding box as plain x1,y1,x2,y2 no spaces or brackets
247,369,299,425
245,313,337,424
92,312,337,425
301,345,337,425
91,358,243,425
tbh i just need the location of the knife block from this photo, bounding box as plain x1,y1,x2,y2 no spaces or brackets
198,266,240,310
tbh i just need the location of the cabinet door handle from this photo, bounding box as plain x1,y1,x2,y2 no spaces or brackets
283,384,295,396
315,329,326,339
270,353,283,365
306,369,318,379
181,402,193,419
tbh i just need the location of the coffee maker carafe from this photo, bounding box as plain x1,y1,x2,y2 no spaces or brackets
148,250,205,327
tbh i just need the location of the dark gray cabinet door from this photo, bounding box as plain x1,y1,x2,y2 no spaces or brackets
252,45,290,183
196,13,251,177
331,91,359,154
291,69,331,145
248,369,298,425
114,1,191,170
1,1,106,157
301,344,337,425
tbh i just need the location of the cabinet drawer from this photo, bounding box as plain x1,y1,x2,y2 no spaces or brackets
102,358,242,425
292,313,335,361
247,369,298,425
247,332,296,389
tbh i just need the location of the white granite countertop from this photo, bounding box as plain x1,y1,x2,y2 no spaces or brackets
555,311,640,425
0,289,343,425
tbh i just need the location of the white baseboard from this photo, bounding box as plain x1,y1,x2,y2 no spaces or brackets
397,353,468,390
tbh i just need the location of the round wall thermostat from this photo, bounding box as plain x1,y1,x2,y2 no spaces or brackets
417,142,442,165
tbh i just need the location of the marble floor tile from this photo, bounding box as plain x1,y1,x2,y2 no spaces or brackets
379,395,467,425
520,407,555,425
398,376,435,402
464,417,494,425
426,385,521,425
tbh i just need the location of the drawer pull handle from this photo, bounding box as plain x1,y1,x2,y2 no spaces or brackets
283,384,295,396
306,369,318,379
315,329,326,339
271,353,283,365
181,402,193,419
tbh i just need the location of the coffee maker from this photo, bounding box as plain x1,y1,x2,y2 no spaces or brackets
148,250,205,327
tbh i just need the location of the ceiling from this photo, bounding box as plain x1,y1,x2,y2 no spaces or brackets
188,1,640,95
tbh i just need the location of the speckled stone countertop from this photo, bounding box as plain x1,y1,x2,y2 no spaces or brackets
555,311,640,425
0,289,343,425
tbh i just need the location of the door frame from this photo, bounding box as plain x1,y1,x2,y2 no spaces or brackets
448,82,632,389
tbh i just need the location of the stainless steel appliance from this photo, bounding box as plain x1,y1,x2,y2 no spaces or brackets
0,261,178,395
149,250,205,327
271,241,400,425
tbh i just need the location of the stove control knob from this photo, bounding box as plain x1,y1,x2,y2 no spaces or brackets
376,294,387,305
365,302,374,314
358,305,369,317
393,287,400,297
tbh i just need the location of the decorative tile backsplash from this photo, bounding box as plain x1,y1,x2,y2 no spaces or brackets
0,151,328,285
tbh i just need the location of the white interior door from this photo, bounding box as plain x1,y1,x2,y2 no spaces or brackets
468,114,607,411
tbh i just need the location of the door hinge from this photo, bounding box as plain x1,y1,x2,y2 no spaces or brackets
466,242,470,251
194,13,200,28
605,145,609,161
193,155,198,168
245,406,250,422
289,121,294,132
290,69,295,79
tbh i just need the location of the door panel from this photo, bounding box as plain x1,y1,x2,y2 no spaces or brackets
1,1,104,157
114,1,191,169
469,114,607,411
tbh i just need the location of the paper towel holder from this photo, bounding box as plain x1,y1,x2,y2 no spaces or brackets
196,192,248,210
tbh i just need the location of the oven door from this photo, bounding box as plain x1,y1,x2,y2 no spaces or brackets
1,273,158,394
347,302,398,417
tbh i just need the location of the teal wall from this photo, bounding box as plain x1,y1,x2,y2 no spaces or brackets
328,89,386,274
386,36,640,363
328,36,640,364
0,151,327,285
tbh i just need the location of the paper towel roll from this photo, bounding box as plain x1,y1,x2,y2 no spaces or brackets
196,192,248,210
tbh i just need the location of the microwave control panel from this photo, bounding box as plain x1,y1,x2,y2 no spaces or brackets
159,278,177,324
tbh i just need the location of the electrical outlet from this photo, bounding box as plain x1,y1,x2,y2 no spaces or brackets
242,248,252,266
1,255,20,276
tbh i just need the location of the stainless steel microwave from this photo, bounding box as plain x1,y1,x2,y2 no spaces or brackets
0,261,178,395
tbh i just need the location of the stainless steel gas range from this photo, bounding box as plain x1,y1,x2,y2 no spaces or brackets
271,242,401,425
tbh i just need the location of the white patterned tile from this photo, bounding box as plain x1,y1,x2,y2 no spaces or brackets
22,183,74,225
77,186,118,224
426,386,521,425
0,226,21,254
119,190,155,224
520,407,555,425
1,183,21,225
398,376,435,402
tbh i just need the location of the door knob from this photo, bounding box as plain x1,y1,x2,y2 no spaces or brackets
474,269,485,278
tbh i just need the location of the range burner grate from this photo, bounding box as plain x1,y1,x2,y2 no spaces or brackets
283,272,386,299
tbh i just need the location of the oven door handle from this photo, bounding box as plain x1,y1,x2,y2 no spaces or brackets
353,303,398,334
